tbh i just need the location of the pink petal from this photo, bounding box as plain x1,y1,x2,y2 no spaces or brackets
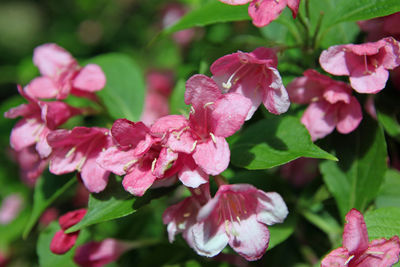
185,75,222,108
248,0,287,27
349,65,389,94
97,147,136,176
210,93,251,137
263,67,290,114
153,147,178,178
111,119,149,150
287,0,300,18
320,45,351,76
356,236,400,266
122,165,157,196
41,101,81,129
192,221,229,258
0,194,23,224
178,166,208,188
343,209,369,255
33,43,76,78
150,115,189,135
193,137,230,176
301,101,336,141
49,145,84,175
72,64,106,92
218,0,251,4
26,77,58,99
286,76,322,104
232,77,264,120
323,84,352,104
228,214,270,261
336,97,362,134
59,209,87,230
256,191,289,225
321,247,350,267
80,157,110,193
381,37,400,69
4,103,38,119
50,230,79,255
10,118,43,151
140,92,170,126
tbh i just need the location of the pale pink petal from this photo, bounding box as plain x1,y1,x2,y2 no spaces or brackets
323,84,352,104
381,37,400,69
122,166,157,196
231,77,263,120
97,147,135,176
153,148,178,178
192,221,229,258
320,46,351,76
185,75,222,108
10,118,43,151
210,93,251,137
248,0,287,27
321,247,350,267
26,76,58,99
343,209,369,255
193,137,230,176
49,145,84,175
80,157,110,193
141,92,170,126
301,101,336,141
210,53,241,83
178,166,208,188
228,215,270,261
150,115,189,135
0,194,23,224
336,97,362,134
256,191,289,225
33,43,76,77
73,64,106,92
349,65,389,93
218,0,251,4
263,67,290,114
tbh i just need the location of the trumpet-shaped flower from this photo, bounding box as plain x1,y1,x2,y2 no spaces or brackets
219,0,300,27
321,209,400,267
47,127,112,193
190,184,288,261
319,37,400,94
26,43,106,100
287,69,362,140
211,47,289,119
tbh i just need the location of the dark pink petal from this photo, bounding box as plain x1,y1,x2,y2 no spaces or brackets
323,84,352,104
33,43,76,77
228,214,270,261
50,230,80,255
4,103,38,119
26,77,58,99
287,76,322,104
59,209,87,230
74,238,130,267
80,157,110,193
111,119,149,150
72,64,106,92
349,65,389,93
342,209,369,255
210,93,251,137
250,47,278,66
301,101,336,141
210,53,241,81
355,236,400,266
193,137,230,176
41,101,82,130
185,75,222,108
263,67,290,114
97,147,135,176
321,247,350,267
336,97,362,134
122,165,157,196
248,0,287,27
287,0,300,18
320,45,351,76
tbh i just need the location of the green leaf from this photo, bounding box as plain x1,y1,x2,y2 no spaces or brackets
364,207,400,240
319,118,387,219
89,53,145,121
23,171,75,239
324,0,400,27
163,2,250,35
66,176,175,233
268,215,296,250
230,116,337,170
377,109,400,142
376,169,400,209
37,222,89,267
169,79,190,116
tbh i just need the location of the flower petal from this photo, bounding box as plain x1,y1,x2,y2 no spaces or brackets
256,191,289,225
26,77,58,99
343,209,369,255
193,137,230,176
122,165,157,196
301,101,336,141
185,74,222,108
192,221,229,258
72,64,106,92
80,157,109,193
263,67,290,114
336,96,362,134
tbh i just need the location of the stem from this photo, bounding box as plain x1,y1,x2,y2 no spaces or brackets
305,0,310,21
312,12,324,49
214,175,228,186
297,12,310,48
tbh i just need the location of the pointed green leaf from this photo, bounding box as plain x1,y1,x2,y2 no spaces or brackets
89,53,145,121
320,118,387,219
230,116,337,170
376,169,400,209
364,207,400,240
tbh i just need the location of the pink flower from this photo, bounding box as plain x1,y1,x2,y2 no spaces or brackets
210,47,289,119
161,3,195,46
319,37,400,94
287,69,362,140
163,183,211,248
190,184,288,261
13,146,48,186
140,71,174,126
97,119,181,196
219,0,300,27
26,43,106,100
4,85,82,158
39,208,59,227
321,209,400,267
0,194,23,225
358,12,400,42
47,127,112,193
50,209,87,255
74,238,132,267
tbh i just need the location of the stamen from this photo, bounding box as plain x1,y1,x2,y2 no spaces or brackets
210,133,217,144
65,147,76,158
366,251,384,255
224,220,230,235
123,159,138,172
222,64,246,92
76,156,87,172
183,212,191,218
344,255,355,265
203,102,214,108
190,106,195,114
190,140,198,153
363,54,372,75
151,158,157,173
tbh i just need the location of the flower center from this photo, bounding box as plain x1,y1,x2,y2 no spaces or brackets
218,193,247,236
